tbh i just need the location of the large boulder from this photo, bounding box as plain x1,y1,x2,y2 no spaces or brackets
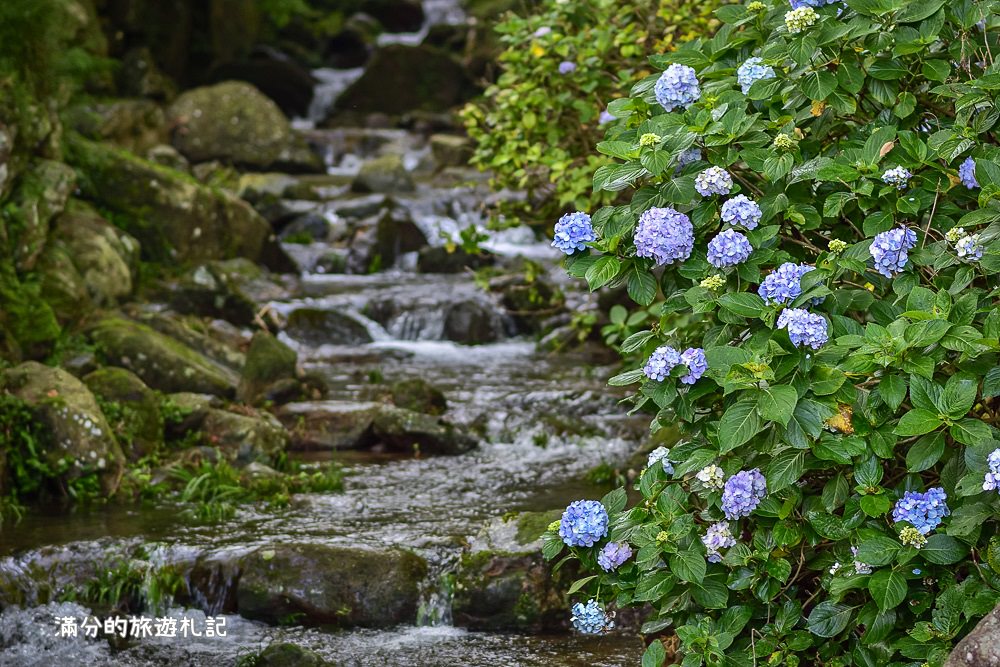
66,135,272,264
285,309,374,346
350,154,414,194
207,50,317,118
167,81,321,172
37,243,91,325
88,317,239,397
236,543,427,627
389,378,447,415
372,405,476,455
8,159,77,272
140,313,247,373
199,408,289,464
416,245,494,273
238,332,299,405
946,603,1000,666
444,300,505,344
65,99,167,153
83,367,164,461
170,263,259,327
429,134,473,168
256,643,326,667
346,207,428,273
279,401,383,451
1,362,125,496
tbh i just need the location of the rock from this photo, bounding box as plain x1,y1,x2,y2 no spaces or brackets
141,312,248,373
279,212,332,244
360,0,425,32
8,159,77,272
83,367,164,460
167,81,321,172
491,275,566,335
329,45,477,119
279,401,383,450
1,362,125,496
200,408,289,464
285,308,374,346
145,144,190,172
65,99,167,153
170,263,259,327
416,246,494,273
236,543,427,627
372,405,476,455
351,154,414,194
238,332,299,405
207,49,317,118
257,643,326,667
325,18,374,69
444,300,504,344
312,251,348,275
162,392,220,438
429,134,473,168
346,207,428,273
66,136,272,264
390,378,447,415
118,47,176,101
50,202,139,305
88,316,239,397
237,173,302,204
37,243,91,325
946,603,1000,666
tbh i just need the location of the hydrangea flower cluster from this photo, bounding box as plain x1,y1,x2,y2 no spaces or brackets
643,346,707,384
695,166,734,196
773,133,797,151
677,148,702,172
785,6,818,33
946,226,966,243
702,521,736,563
634,207,695,265
700,274,726,290
870,226,917,277
559,500,609,547
720,195,762,229
881,166,912,190
892,488,950,535
960,156,979,189
956,234,983,261
851,547,873,575
571,599,614,634
597,542,633,572
789,0,840,6
828,239,848,253
639,133,661,147
551,211,595,254
722,469,767,519
558,61,577,74
758,262,814,304
679,348,708,384
654,63,700,112
736,57,776,94
777,308,829,349
696,464,726,490
707,229,753,268
647,446,674,475
899,526,927,548
983,448,1000,493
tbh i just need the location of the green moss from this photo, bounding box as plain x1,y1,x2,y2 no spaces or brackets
515,509,561,546
0,259,62,356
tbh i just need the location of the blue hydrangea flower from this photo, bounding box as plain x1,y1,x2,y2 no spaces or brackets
533,26,552,38
599,109,615,124
679,347,708,384
707,229,753,268
737,57,776,94
551,211,595,254
892,488,949,535
758,262,814,305
597,542,633,572
720,195,762,230
559,500,609,547
960,157,979,189
870,226,917,277
789,0,840,6
722,469,767,519
643,345,681,382
558,61,577,75
777,308,828,349
695,166,734,197
654,63,700,112
983,448,1000,493
956,234,983,261
647,446,675,474
702,521,736,563
881,166,912,190
912,568,922,575
571,599,614,634
634,207,694,265
675,148,702,174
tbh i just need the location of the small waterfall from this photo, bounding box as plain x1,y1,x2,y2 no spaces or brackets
415,553,458,627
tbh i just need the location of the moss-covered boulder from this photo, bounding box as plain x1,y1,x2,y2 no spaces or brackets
390,378,447,415
65,99,167,154
51,201,139,305
279,401,383,451
83,367,164,461
285,308,374,346
36,242,90,325
238,331,299,405
256,643,326,667
88,316,239,397
140,312,246,373
0,362,125,496
236,543,427,627
66,135,271,264
346,206,428,273
429,134,473,168
351,154,414,194
170,263,259,326
416,245,495,273
372,405,476,455
199,407,289,464
167,81,321,173
8,159,77,272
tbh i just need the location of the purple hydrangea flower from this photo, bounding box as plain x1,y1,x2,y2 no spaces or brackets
533,26,552,38
956,234,983,261
722,469,767,519
559,500,609,547
870,226,917,277
983,449,1000,493
599,109,615,124
881,166,912,190
892,488,950,535
597,542,633,571
551,211,595,254
643,345,681,382
758,263,814,305
777,308,828,349
571,599,614,634
647,446,675,474
702,521,736,563
695,166,734,197
720,195,762,230
634,207,694,266
558,61,577,75
960,157,979,189
675,148,702,174
679,347,708,384
654,63,700,112
707,229,753,268
737,57,776,94
789,0,840,6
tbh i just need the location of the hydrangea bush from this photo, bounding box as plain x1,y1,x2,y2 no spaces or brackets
541,1,1000,665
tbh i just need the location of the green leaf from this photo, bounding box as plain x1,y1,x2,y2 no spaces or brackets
922,534,967,564
860,493,893,517
640,149,670,177
758,385,799,426
878,375,907,411
585,255,622,291
689,575,729,608
609,368,645,386
718,400,763,452
567,575,598,595
807,601,854,638
670,547,707,583
642,640,667,667
801,70,838,100
984,367,1000,398
906,432,945,472
869,569,907,610
950,418,993,446
627,269,657,306
634,570,676,602
855,537,901,566
601,487,628,515
947,502,993,537
942,373,978,419
621,330,655,354
718,292,766,317
893,409,943,436
807,511,849,540
766,450,806,493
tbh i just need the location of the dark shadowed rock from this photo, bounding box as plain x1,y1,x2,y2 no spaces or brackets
238,332,300,405
444,300,503,344
346,206,428,273
372,405,476,455
279,401,383,451
199,408,289,464
170,262,259,326
416,246,494,273
946,603,1000,667
286,309,374,346
360,0,425,32
207,51,316,118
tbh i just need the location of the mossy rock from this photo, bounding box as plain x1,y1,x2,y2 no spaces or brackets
83,367,164,461
389,378,447,415
170,262,259,327
236,543,427,627
64,99,167,153
238,331,299,405
278,401,383,451
199,407,289,464
350,154,414,194
372,405,476,455
37,241,91,325
257,643,326,667
285,308,374,346
139,312,246,373
7,159,77,273
0,259,62,359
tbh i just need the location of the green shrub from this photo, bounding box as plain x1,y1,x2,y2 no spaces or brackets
542,1,1000,665
462,0,725,228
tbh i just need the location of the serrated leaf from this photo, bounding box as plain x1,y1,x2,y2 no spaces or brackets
669,547,707,583
869,569,907,610
894,409,943,436
719,400,763,452
758,385,799,427
807,601,854,638
567,575,598,595
766,449,806,493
